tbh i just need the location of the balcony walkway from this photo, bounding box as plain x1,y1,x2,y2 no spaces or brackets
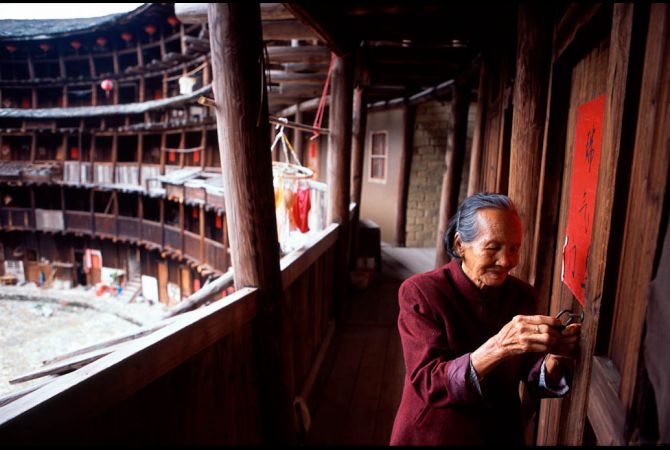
305,244,435,446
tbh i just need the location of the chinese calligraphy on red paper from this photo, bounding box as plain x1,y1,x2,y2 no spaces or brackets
562,94,605,305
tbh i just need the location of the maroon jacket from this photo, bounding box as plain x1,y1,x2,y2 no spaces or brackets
390,260,561,445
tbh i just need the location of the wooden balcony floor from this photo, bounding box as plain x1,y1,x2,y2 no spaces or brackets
305,245,435,446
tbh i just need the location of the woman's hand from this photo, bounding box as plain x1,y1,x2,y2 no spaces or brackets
471,315,565,379
544,323,582,384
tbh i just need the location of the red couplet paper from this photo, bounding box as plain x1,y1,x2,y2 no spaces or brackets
561,94,605,305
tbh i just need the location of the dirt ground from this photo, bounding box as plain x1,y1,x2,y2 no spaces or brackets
0,283,167,399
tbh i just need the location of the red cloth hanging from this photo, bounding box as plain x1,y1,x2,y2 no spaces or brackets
291,186,311,233
70,146,79,159
193,150,200,163
168,151,176,162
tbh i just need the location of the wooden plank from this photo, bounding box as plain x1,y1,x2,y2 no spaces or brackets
609,2,670,414
341,326,389,444
508,4,552,282
587,356,625,445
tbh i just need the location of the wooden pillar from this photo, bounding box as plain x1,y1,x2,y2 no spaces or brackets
467,57,489,196
349,86,367,265
508,4,552,283
350,86,367,210
327,52,354,320
396,104,415,247
207,3,297,444
435,74,470,267
111,132,118,184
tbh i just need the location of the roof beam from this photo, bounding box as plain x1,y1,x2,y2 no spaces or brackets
282,3,354,56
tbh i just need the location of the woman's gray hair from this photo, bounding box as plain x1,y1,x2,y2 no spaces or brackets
444,192,517,260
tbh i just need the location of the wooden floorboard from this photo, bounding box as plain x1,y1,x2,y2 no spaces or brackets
305,246,433,445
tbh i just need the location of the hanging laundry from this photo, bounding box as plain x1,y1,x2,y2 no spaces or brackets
292,186,311,233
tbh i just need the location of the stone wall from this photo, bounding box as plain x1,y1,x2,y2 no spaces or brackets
404,100,475,247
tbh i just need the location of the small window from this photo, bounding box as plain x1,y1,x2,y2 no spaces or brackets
368,131,387,183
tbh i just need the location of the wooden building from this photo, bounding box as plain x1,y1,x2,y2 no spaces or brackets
0,2,668,446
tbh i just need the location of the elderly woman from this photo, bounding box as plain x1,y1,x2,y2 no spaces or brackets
390,193,581,446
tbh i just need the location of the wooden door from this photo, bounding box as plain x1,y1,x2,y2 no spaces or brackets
536,4,659,446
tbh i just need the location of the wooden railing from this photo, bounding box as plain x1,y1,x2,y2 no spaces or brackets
0,207,235,274
0,222,341,445
64,211,92,233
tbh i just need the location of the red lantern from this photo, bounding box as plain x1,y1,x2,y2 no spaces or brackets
100,79,113,98
21,98,31,108
191,208,199,219
215,214,222,229
5,44,17,54
193,150,200,163
70,147,79,159
39,43,50,52
121,32,133,43
168,150,175,162
96,36,107,47
144,24,157,36
70,40,81,51
166,16,179,27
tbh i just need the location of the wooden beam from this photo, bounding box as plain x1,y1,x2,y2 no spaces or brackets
207,3,297,444
507,4,552,283
435,74,470,267
267,46,331,64
273,96,328,117
282,4,352,56
263,20,317,41
268,70,326,84
177,3,295,24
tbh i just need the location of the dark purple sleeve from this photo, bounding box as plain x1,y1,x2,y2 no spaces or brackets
397,278,485,408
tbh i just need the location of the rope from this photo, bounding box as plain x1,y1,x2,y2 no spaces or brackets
310,52,335,141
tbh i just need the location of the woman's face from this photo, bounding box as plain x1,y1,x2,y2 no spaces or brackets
454,208,522,290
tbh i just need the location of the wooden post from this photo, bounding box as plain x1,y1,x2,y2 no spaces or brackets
327,52,354,320
111,132,118,184
349,86,367,264
467,57,488,196
207,3,297,444
396,103,415,247
159,132,166,175
350,86,367,211
435,74,470,267
508,4,552,282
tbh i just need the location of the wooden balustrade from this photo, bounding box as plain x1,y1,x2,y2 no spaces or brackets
142,221,163,247
0,221,341,445
64,211,93,233
94,213,116,238
117,216,140,240
163,225,182,252
183,230,201,261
